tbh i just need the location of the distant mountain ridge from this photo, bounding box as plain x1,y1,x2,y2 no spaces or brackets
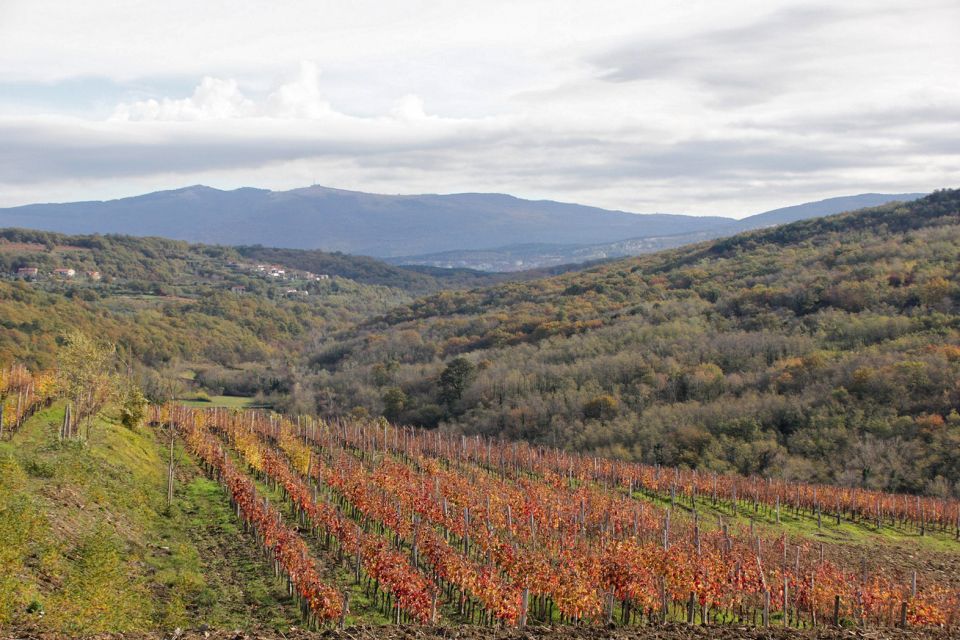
392,193,927,270
0,186,923,269
0,185,732,258
732,192,928,229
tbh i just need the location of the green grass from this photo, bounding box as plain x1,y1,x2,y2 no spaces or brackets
177,395,258,409
715,493,948,546
156,475,302,629
231,453,391,626
620,483,959,556
0,403,302,632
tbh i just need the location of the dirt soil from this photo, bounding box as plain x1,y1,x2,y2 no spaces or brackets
4,623,957,640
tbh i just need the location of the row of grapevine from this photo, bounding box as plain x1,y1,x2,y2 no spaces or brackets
220,409,533,625
309,411,959,537
0,360,115,442
335,426,960,627
272,409,960,628
254,411,534,625
211,414,439,623
171,409,344,626
0,364,56,439
154,405,960,629
397,428,960,535
288,442,524,624
298,449,525,624
221,408,612,623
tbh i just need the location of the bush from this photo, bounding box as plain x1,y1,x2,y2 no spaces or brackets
120,387,148,428
583,394,618,421
23,457,55,478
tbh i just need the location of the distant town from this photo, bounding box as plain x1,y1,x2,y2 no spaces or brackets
10,260,330,297
15,266,100,281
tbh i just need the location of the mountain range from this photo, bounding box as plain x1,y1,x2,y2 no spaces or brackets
0,187,924,270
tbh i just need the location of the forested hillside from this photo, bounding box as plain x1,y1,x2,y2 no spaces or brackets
300,189,960,497
0,230,430,402
4,191,960,498
0,229,507,294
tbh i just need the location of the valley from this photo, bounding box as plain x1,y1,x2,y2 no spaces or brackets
2,191,958,637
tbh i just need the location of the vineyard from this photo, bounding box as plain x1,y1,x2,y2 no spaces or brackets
0,364,55,440
151,404,960,632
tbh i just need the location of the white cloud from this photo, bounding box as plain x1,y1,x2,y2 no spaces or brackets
264,61,336,120
111,77,255,121
112,62,338,121
391,95,429,121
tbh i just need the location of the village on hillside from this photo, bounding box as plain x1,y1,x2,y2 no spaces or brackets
13,266,100,281
6,259,330,298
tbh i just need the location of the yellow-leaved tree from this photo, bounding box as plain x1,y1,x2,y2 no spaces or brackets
56,331,116,440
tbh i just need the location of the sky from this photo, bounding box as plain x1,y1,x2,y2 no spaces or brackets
0,0,957,217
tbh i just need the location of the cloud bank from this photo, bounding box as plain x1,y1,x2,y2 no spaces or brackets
0,0,957,216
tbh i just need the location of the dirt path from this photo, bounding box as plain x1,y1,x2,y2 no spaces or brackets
5,623,957,640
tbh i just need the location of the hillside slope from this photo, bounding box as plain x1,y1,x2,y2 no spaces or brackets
0,403,303,632
299,189,960,496
733,192,927,229
0,228,585,407
0,228,505,294
0,229,423,408
4,402,957,635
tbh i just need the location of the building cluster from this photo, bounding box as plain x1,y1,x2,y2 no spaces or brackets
15,267,100,281
226,262,331,296
227,261,329,282
249,263,329,281
254,264,286,278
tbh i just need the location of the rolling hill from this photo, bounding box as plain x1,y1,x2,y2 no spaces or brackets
297,189,960,496
1,191,958,637
730,192,928,229
0,226,595,411
0,228,462,405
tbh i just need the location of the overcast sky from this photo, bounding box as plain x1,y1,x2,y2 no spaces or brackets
0,0,957,217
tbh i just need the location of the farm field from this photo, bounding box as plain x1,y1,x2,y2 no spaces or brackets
149,404,960,633
177,395,260,409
